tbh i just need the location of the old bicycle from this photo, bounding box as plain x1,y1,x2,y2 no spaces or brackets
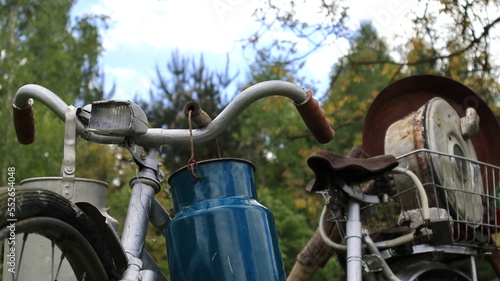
288,75,500,281
1,80,334,281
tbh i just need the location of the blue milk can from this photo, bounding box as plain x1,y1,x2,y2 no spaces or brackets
166,158,286,281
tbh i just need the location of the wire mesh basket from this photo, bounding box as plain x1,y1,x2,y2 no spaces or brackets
347,149,500,250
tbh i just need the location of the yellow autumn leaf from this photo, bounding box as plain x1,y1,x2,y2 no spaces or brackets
293,198,307,209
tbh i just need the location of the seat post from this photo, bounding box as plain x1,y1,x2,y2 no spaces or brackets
346,198,363,281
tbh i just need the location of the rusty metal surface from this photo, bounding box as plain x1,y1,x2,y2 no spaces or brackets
384,102,438,209
362,75,500,168
385,97,485,221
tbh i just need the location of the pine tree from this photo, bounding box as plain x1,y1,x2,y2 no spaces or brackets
138,50,238,173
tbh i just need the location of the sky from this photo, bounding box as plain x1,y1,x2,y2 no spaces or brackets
70,0,418,101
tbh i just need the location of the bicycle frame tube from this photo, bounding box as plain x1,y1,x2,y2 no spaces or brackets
117,143,172,281
119,180,156,281
346,199,363,281
121,181,156,259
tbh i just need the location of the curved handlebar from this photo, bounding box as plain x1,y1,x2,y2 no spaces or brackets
12,84,125,145
12,84,69,145
12,81,335,146
136,81,335,146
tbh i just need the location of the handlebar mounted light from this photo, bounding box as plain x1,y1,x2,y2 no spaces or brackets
88,100,148,136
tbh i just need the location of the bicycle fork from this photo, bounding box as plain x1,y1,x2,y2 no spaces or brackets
119,145,170,281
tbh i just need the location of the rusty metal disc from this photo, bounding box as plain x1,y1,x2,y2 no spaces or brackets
424,98,483,225
362,74,500,168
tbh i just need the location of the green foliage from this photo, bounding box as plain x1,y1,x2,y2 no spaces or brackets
325,22,398,156
237,46,320,186
403,34,500,117
258,187,314,271
234,53,343,278
0,0,106,183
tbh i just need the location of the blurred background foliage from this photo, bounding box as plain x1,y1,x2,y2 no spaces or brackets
2,0,500,280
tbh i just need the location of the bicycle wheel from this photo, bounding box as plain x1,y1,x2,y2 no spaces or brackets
0,188,122,281
394,260,471,281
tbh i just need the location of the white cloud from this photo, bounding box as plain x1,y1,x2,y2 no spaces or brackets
105,66,137,80
345,0,417,43
89,0,260,54
104,66,152,99
73,0,449,98
305,37,350,89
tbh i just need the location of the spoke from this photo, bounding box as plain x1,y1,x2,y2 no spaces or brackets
14,233,29,281
55,252,65,281
51,239,55,281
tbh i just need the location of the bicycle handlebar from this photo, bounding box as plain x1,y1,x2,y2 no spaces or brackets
12,84,125,145
294,89,334,144
12,81,335,147
12,99,36,144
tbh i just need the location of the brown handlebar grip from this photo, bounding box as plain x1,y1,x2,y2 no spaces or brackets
294,90,335,144
12,100,36,144
183,101,212,128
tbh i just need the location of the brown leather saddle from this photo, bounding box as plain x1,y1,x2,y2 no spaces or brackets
306,150,399,192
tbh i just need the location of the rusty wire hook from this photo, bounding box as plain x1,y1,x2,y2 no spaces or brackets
187,109,201,180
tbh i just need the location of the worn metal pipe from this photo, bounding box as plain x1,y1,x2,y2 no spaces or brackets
346,199,362,281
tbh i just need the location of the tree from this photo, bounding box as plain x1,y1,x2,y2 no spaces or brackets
239,17,500,279
0,0,107,183
247,0,500,110
411,0,500,103
254,22,397,279
245,2,500,278
231,52,344,277
245,0,349,65
137,50,239,173
324,22,398,155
